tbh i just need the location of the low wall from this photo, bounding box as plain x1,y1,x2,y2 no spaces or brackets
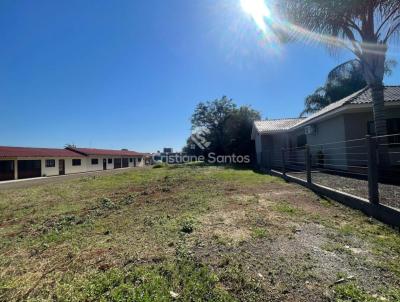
268,169,400,229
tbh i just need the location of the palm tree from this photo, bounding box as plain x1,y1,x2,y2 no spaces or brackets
277,0,400,137
300,87,332,117
300,60,367,117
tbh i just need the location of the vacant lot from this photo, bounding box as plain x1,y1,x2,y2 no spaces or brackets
1,165,399,301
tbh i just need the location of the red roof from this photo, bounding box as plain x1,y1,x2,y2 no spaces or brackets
0,146,84,158
66,147,144,157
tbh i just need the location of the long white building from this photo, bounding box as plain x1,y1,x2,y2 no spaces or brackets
0,146,146,181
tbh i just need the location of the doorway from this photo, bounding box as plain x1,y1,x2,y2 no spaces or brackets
114,158,122,169
59,159,65,175
103,158,107,170
0,160,15,181
17,160,41,179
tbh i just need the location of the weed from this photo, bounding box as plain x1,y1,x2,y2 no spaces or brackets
251,227,268,239
99,197,118,210
273,202,298,215
180,218,194,234
121,194,136,205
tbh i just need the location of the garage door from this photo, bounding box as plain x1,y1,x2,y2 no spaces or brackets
18,160,42,179
0,160,15,181
114,158,122,169
122,158,129,168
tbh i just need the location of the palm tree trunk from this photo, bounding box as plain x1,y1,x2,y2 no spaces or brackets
361,48,389,175
370,84,387,137
370,83,389,173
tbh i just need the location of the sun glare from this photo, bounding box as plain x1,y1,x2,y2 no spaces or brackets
240,0,271,32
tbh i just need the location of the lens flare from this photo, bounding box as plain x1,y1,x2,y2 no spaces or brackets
238,0,398,58
240,0,271,33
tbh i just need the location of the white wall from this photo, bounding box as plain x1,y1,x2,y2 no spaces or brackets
305,115,348,170
8,157,88,177
0,154,146,181
344,108,400,167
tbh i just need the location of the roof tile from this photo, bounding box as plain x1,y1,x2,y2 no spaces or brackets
254,86,400,134
254,118,304,134
0,146,84,158
67,147,143,157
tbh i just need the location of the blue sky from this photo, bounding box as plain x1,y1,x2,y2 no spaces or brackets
1,0,399,152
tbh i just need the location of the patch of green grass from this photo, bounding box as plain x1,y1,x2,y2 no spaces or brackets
251,227,268,239
333,282,400,302
335,220,400,277
318,198,332,207
218,259,263,302
273,202,298,215
322,242,350,254
55,247,236,302
197,166,279,185
333,282,377,302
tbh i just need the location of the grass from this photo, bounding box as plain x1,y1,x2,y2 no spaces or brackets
251,227,268,239
55,243,234,302
273,202,299,215
0,165,399,301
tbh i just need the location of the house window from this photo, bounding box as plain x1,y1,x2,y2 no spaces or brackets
387,118,400,145
129,158,133,162
367,121,376,136
72,159,81,166
138,158,142,162
108,158,112,164
368,119,400,145
297,134,307,148
91,159,99,165
45,159,55,168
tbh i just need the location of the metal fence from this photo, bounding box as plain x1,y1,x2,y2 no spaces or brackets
263,134,400,214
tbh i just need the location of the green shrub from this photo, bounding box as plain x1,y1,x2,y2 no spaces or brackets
153,163,168,169
99,197,117,209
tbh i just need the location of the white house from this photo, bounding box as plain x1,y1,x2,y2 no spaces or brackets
252,86,400,174
0,146,146,181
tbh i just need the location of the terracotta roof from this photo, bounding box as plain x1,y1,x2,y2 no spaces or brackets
0,146,84,158
254,118,305,134
66,147,144,157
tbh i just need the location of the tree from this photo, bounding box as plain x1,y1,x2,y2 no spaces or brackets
301,59,396,116
191,96,237,154
277,0,400,137
301,60,367,116
185,97,261,159
224,106,261,156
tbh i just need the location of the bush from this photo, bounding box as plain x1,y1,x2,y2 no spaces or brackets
153,163,168,169
180,218,194,234
99,197,117,209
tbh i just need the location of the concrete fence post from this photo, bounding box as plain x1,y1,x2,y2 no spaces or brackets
366,135,379,204
281,148,286,177
305,145,311,185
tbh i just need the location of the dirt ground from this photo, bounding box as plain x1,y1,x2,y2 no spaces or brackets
0,165,399,301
